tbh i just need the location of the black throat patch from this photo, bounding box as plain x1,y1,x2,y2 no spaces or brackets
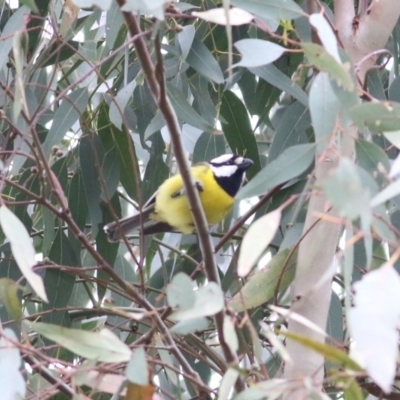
214,170,245,197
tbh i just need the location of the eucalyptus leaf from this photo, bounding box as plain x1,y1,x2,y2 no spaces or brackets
0,206,47,302
250,64,308,107
170,282,224,321
230,248,296,311
231,0,304,20
303,43,354,91
234,39,286,68
30,322,131,363
349,101,400,132
237,144,315,200
186,38,224,84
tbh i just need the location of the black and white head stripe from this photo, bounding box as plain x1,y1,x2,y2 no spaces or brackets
209,154,253,196
210,154,252,177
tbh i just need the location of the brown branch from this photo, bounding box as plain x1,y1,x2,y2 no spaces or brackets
115,2,243,392
23,354,76,398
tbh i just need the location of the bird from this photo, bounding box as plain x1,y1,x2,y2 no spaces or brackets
104,154,253,241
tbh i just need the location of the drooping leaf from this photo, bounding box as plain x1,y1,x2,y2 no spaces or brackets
126,347,149,385
0,6,30,71
186,38,224,84
220,90,261,176
30,322,132,363
230,248,296,311
166,82,215,132
309,72,340,155
79,134,104,237
268,101,311,162
238,209,282,277
0,206,47,302
309,13,340,61
42,230,78,326
43,88,89,157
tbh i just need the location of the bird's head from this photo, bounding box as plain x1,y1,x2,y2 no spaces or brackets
209,154,253,197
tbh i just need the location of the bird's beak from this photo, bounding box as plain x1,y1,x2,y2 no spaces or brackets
240,158,254,170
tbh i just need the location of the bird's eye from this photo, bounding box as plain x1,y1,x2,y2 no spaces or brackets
235,157,244,164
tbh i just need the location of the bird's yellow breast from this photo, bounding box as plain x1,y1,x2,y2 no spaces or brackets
152,164,234,233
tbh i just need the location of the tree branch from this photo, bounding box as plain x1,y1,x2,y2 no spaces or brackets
114,3,243,394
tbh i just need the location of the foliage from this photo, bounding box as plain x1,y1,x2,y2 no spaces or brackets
0,0,400,399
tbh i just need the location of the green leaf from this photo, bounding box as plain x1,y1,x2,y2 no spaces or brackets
169,282,224,321
327,291,343,343
309,72,340,155
68,169,89,258
178,25,195,60
283,330,362,371
355,139,391,175
190,75,217,125
43,230,78,326
169,318,209,335
0,6,30,71
126,347,148,385
230,248,296,311
79,135,104,237
309,13,340,62
343,378,364,400
166,272,196,310
238,209,282,277
302,43,354,91
109,80,136,130
192,132,225,164
98,101,139,200
105,1,124,49
231,0,304,20
186,38,224,84
30,322,132,363
100,146,120,201
166,82,215,133
322,159,371,221
0,278,22,321
268,101,311,162
0,206,47,302
349,101,400,132
250,64,308,107
43,88,88,156
220,90,261,177
389,75,400,102
155,334,178,385
20,0,39,13
237,144,315,200
234,39,286,68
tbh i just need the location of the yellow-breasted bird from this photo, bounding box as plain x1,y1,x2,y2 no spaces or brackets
104,154,253,241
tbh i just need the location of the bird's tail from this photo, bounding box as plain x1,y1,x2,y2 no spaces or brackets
104,213,150,242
